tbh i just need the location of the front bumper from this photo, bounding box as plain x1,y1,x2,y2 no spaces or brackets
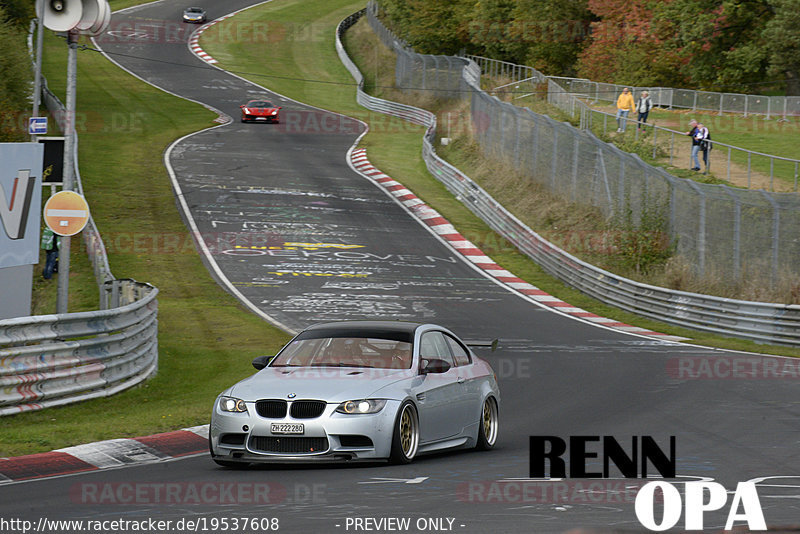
242,113,279,121
210,399,399,462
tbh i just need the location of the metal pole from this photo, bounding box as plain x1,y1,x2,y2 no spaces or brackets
57,31,78,314
31,0,46,139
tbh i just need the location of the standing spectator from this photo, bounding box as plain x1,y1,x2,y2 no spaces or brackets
686,119,705,171
615,87,635,132
41,227,60,279
636,90,653,129
698,123,711,171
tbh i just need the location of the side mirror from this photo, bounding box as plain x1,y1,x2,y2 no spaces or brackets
252,355,274,370
421,358,451,374
239,105,245,108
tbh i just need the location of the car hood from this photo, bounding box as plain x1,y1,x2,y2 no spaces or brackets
227,367,413,403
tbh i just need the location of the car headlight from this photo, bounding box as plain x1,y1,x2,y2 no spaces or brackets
271,110,278,115
219,396,248,413
335,399,387,414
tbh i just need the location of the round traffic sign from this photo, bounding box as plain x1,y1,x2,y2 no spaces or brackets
44,190,90,236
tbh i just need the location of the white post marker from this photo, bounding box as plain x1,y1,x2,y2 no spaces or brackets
44,190,90,236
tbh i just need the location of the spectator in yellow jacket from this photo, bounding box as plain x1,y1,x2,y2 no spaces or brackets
615,87,635,132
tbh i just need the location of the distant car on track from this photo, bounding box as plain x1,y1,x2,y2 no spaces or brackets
182,6,206,23
209,321,500,466
239,100,281,123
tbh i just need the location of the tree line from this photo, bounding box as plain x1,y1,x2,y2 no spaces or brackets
377,0,800,95
0,0,35,142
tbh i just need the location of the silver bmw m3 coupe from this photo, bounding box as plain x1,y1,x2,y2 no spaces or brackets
209,321,500,465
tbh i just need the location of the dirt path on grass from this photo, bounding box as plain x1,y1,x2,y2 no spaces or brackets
590,103,796,192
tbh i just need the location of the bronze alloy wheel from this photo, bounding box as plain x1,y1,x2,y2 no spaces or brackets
390,401,419,463
476,397,498,450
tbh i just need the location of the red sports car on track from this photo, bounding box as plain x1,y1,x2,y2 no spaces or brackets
240,100,281,123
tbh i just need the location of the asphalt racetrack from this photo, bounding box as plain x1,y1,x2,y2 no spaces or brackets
4,1,799,532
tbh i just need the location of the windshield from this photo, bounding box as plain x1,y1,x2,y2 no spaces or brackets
271,337,412,369
248,101,273,108
187,7,203,13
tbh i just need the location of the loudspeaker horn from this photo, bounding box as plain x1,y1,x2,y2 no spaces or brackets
76,0,110,36
74,0,99,31
87,0,111,36
37,0,83,32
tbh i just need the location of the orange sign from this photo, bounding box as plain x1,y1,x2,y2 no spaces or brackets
44,191,90,236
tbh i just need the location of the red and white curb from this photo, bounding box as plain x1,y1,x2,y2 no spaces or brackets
350,148,688,343
188,14,236,65
0,426,209,484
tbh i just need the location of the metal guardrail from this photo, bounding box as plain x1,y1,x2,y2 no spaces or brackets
0,24,160,416
339,4,800,346
467,55,800,191
0,279,158,416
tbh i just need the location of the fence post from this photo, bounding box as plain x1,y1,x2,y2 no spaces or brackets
722,187,741,280
531,110,539,175
760,191,780,287
514,108,522,167
687,181,706,277
551,124,559,190
652,126,658,159
498,104,506,158
571,135,579,203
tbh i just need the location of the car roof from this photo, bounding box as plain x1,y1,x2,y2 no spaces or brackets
297,321,425,343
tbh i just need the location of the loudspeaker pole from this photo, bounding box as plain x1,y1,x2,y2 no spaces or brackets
56,30,78,314
31,0,46,139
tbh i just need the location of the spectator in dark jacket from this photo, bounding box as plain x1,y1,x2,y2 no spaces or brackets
636,91,653,129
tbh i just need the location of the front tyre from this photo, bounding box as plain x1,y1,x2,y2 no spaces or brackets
475,396,498,451
390,401,419,464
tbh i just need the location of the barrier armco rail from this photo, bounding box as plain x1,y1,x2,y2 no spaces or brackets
1,24,160,416
0,279,158,416
338,7,800,346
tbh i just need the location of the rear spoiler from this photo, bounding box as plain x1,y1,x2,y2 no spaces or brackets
465,339,499,353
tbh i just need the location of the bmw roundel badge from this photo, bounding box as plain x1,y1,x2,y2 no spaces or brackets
287,393,296,399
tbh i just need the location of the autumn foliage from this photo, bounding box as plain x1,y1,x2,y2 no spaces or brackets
377,0,800,95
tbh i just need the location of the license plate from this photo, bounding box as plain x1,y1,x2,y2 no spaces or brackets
256,117,267,120
271,423,304,434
